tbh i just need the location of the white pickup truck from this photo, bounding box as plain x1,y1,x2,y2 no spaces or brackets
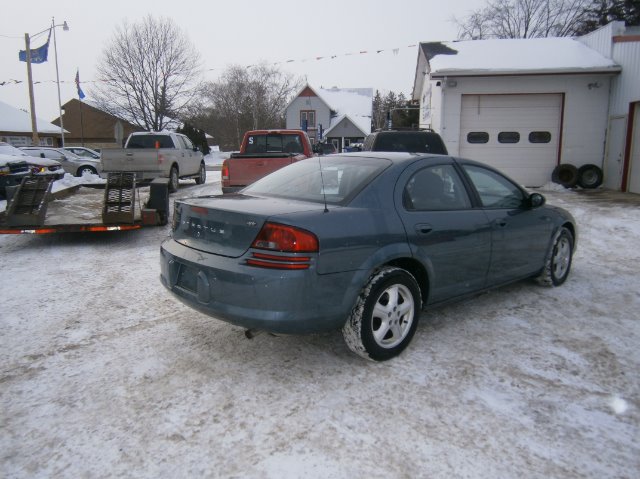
101,132,206,192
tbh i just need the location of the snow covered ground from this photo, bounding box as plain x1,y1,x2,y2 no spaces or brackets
1,174,638,478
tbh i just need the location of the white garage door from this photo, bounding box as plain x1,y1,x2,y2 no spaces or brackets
459,94,562,187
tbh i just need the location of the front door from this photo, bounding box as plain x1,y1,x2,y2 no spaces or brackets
460,164,552,284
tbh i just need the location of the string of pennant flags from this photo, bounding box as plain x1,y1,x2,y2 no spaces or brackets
1,42,418,88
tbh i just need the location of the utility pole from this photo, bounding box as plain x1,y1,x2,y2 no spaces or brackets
24,33,40,146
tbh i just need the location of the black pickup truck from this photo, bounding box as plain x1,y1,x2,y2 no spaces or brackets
361,128,448,155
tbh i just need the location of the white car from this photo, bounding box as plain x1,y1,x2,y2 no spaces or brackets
0,142,65,180
20,146,103,177
64,146,100,160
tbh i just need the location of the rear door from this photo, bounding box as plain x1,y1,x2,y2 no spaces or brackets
395,159,491,303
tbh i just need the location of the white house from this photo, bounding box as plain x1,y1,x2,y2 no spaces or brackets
412,32,624,188
285,85,372,152
0,100,66,147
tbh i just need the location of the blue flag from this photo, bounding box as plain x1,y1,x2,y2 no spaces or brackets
19,29,51,64
75,69,86,99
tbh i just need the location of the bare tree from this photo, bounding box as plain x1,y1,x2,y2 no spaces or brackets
93,15,202,131
192,64,301,150
455,0,592,39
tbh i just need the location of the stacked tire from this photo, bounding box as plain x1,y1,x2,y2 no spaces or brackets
552,164,603,189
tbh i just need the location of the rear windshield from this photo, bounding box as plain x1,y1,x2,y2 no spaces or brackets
126,135,176,149
374,132,447,154
245,134,304,154
243,156,390,205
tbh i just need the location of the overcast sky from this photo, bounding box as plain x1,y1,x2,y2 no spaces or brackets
0,0,485,122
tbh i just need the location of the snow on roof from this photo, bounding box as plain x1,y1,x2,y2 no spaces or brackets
316,87,373,136
0,99,66,135
426,37,621,77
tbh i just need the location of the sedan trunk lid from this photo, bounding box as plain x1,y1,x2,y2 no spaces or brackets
172,194,325,258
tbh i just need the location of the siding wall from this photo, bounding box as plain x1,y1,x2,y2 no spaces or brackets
285,96,331,136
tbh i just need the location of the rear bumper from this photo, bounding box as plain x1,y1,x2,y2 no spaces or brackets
160,238,357,334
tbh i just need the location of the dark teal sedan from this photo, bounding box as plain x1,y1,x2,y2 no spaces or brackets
160,153,576,361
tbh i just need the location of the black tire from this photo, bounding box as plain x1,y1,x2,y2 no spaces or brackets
577,164,603,189
535,227,574,287
169,165,179,193
195,162,206,185
77,165,97,177
551,164,578,188
342,267,422,361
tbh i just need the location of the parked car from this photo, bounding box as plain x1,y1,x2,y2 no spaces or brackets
362,128,448,154
0,153,30,199
64,146,100,159
160,153,577,361
0,142,64,179
101,132,204,192
20,147,103,177
222,129,314,193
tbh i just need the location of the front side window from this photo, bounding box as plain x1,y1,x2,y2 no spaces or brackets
462,164,524,208
180,135,195,150
404,164,471,211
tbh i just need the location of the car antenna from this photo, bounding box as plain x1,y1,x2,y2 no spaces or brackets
318,155,329,213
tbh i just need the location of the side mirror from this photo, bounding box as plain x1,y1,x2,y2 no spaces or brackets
528,192,546,208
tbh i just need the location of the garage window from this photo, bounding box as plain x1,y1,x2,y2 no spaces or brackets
467,132,489,144
529,131,552,143
498,132,520,144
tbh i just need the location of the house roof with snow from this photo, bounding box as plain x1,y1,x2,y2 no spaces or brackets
288,84,373,137
413,37,621,99
315,87,373,136
0,99,67,135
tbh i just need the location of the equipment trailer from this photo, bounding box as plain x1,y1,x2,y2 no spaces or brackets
0,173,169,234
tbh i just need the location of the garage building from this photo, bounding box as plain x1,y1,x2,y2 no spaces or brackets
412,33,622,188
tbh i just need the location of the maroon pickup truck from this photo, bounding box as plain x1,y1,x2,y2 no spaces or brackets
221,129,314,193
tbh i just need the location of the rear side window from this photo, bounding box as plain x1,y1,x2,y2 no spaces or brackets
404,164,471,211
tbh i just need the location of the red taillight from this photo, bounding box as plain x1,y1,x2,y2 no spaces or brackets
221,160,229,180
246,253,312,270
251,222,318,252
